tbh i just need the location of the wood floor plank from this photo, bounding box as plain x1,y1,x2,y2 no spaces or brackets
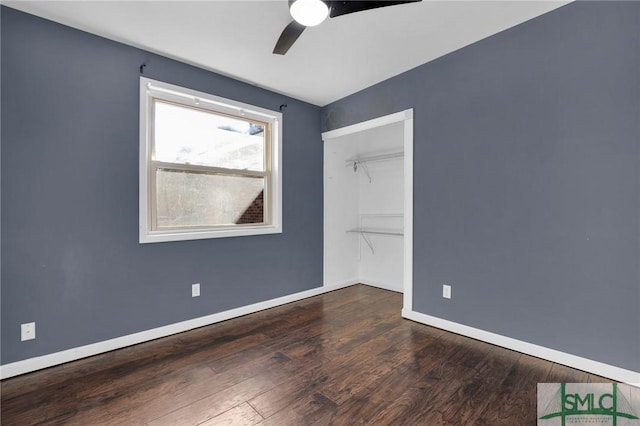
198,402,264,426
473,353,553,425
247,322,414,419
261,291,401,341
57,334,273,425
378,347,519,426
247,362,333,419
546,362,590,383
588,373,613,383
336,361,427,425
1,284,615,426
328,333,494,425
206,292,402,385
434,347,522,425
147,350,320,425
255,392,338,426
322,334,462,424
318,324,444,405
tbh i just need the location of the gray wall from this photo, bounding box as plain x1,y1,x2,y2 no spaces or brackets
1,7,323,364
323,1,639,372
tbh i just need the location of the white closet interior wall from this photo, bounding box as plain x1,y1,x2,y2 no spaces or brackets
324,121,404,292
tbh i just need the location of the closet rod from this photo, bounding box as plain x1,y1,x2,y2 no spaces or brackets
345,151,403,166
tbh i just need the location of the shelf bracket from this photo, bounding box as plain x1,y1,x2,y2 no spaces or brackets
360,232,375,254
353,161,371,183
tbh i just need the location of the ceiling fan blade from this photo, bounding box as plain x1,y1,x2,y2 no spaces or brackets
328,0,422,18
273,21,306,55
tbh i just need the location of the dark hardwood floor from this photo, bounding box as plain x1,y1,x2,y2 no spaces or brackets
1,285,607,425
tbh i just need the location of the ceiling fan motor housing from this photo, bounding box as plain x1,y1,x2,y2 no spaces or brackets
275,0,422,55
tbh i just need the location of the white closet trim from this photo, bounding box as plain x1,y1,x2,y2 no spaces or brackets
322,109,414,311
322,109,413,141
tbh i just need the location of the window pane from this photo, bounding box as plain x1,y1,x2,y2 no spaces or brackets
154,101,265,171
155,169,265,228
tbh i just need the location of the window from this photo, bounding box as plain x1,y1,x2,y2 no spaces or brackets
139,77,282,243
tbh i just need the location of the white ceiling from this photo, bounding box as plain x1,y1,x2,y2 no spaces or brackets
4,1,568,106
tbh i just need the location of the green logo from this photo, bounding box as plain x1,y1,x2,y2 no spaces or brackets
538,383,639,426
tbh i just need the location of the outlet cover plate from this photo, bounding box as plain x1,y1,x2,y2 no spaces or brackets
443,285,451,299
21,322,36,341
192,283,201,297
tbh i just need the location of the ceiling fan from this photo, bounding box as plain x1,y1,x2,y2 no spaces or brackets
273,0,422,55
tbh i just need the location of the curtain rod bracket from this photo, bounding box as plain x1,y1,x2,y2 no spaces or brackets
140,63,147,74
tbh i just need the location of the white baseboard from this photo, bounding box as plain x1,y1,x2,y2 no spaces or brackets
402,309,640,387
323,278,360,292
0,286,327,380
6,287,635,386
324,279,402,294
359,279,402,293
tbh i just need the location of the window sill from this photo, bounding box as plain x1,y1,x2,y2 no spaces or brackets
139,224,282,244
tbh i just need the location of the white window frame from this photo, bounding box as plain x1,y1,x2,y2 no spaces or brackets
139,77,282,244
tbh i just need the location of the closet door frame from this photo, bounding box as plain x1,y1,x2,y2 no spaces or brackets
321,109,414,311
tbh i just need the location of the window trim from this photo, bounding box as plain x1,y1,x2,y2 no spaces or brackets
139,77,282,244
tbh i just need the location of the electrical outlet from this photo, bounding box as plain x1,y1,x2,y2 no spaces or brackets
443,285,452,299
21,322,36,341
192,283,201,297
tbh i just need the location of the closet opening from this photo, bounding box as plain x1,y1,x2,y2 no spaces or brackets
322,109,413,311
